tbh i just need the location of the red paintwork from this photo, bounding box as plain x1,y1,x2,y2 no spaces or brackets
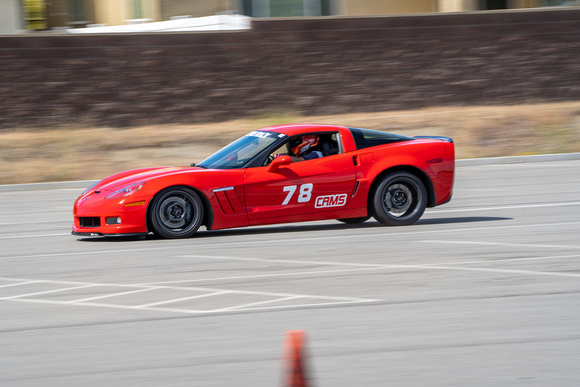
72,124,454,236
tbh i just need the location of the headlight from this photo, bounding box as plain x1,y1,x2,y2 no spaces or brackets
106,182,145,199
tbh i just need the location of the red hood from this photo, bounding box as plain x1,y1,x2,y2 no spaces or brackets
93,166,205,192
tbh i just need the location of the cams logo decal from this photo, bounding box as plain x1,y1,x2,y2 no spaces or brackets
315,194,348,208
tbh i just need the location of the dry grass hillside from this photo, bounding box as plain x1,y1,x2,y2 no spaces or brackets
1,102,580,185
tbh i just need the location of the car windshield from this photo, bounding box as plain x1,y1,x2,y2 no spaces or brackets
197,131,286,169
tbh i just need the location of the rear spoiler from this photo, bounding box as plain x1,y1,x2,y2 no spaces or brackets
413,136,453,143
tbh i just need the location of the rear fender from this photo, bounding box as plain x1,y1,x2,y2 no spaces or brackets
368,166,437,208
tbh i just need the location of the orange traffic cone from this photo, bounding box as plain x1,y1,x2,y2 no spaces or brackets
284,330,311,387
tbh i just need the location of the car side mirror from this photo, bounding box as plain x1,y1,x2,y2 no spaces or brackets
267,155,292,172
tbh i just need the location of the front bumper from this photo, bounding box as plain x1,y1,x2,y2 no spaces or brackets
73,194,150,236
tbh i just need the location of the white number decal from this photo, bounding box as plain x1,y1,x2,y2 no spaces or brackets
282,184,313,205
298,183,313,203
282,185,297,205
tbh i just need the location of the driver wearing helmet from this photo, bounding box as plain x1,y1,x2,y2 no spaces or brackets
288,135,323,161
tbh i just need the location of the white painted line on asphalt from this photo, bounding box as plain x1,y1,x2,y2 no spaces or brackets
0,296,376,315
1,247,579,315
421,240,580,249
426,201,580,214
0,280,40,288
142,254,580,287
140,253,580,287
413,254,580,266
1,284,96,299
136,267,382,286
227,300,380,312
137,253,580,284
215,296,302,312
0,277,378,310
421,265,580,279
0,184,93,193
69,287,158,303
0,220,70,226
2,221,580,261
178,254,378,268
87,296,376,313
0,219,73,226
1,198,579,240
0,276,370,300
0,296,209,314
0,233,70,240
0,276,378,315
0,276,148,288
175,252,580,271
456,152,580,166
137,291,231,308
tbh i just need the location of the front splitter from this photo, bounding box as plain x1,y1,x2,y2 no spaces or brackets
72,231,149,237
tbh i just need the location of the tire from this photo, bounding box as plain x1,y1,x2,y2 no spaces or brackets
337,216,370,224
149,187,204,239
371,172,427,226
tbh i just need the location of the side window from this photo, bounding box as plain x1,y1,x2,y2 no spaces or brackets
349,127,413,150
264,132,341,165
323,133,341,156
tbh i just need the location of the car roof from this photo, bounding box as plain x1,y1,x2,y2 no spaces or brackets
257,124,348,136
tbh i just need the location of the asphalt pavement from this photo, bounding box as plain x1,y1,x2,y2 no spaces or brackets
1,157,580,386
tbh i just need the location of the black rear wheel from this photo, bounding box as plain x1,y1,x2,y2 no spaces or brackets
149,187,204,238
371,172,427,226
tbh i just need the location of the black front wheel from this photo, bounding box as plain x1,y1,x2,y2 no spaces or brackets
149,187,204,239
371,172,427,226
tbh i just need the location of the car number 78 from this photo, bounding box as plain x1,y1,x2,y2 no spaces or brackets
282,183,313,205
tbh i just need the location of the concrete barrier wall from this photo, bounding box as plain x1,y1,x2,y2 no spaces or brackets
1,9,579,128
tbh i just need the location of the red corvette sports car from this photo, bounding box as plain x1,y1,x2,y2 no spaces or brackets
72,124,454,238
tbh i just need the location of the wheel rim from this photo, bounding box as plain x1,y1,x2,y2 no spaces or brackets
157,193,199,233
382,179,422,220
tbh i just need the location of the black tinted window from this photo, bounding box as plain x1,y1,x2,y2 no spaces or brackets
349,127,414,150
